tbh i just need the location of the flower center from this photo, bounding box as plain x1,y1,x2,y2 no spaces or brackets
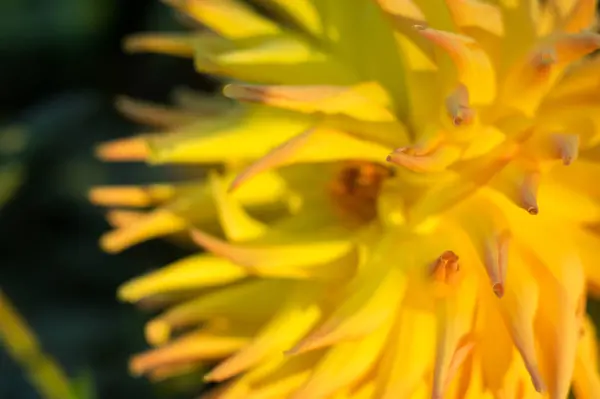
328,161,393,225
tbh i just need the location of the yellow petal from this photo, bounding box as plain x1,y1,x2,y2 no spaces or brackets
130,329,248,376
100,209,187,254
573,318,600,399
477,299,515,396
95,136,150,162
123,33,196,57
118,254,247,302
375,0,439,128
205,286,321,382
208,171,267,242
496,0,539,70
559,0,596,33
241,351,323,399
508,217,584,399
445,0,503,36
290,318,392,399
223,81,396,122
493,246,545,393
310,0,407,110
145,280,293,343
169,0,279,39
289,232,406,353
89,185,175,207
147,107,311,164
189,228,357,281
413,0,456,31
374,306,436,399
432,275,477,399
251,0,321,37
532,261,583,399
202,36,358,85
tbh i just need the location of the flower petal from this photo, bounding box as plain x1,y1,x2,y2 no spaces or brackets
290,318,392,399
118,254,247,302
205,286,321,382
223,82,396,122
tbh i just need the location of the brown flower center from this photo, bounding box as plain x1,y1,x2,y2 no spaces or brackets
328,161,392,225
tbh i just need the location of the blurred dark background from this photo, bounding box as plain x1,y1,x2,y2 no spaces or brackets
0,1,212,398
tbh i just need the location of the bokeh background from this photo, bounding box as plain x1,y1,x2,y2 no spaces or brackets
0,1,214,398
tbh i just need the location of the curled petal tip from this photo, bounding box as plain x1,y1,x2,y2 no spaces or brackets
553,134,579,166
492,282,504,298
146,320,171,346
526,206,539,215
520,172,540,216
446,85,474,126
452,108,475,126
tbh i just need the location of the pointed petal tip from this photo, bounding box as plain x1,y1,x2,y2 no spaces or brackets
532,374,546,393
99,232,124,254
492,282,504,298
145,320,172,346
95,137,149,162
553,133,579,166
203,370,221,383
520,172,540,216
446,84,475,126
526,206,539,215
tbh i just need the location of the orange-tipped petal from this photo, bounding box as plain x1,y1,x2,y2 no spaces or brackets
123,33,195,57
89,185,175,207
130,330,248,376
95,136,149,162
223,82,395,122
118,254,247,303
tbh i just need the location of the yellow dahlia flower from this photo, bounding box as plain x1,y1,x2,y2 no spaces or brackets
93,0,600,398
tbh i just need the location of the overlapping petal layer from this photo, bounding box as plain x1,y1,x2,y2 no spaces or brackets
94,1,600,398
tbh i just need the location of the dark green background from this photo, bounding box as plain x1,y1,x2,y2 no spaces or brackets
0,1,213,398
